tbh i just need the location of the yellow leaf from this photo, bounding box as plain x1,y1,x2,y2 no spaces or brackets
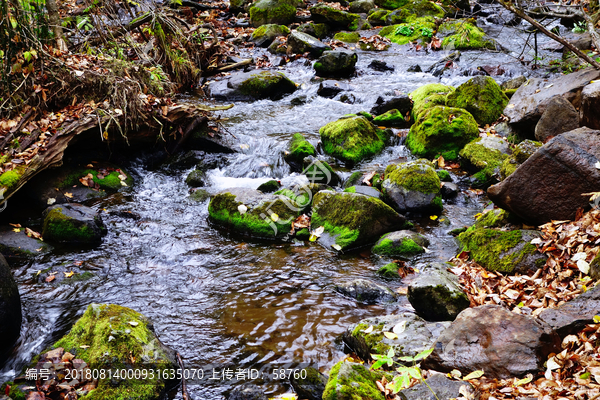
383,331,398,340
594,315,600,323
64,192,73,199
474,213,482,220
430,215,438,220
515,374,533,386
463,370,484,380
64,271,75,278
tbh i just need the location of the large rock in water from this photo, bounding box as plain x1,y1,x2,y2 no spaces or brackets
488,127,600,225
504,67,600,133
322,361,388,400
310,191,405,251
208,70,297,101
343,313,449,363
42,204,106,244
208,188,300,239
382,159,442,213
27,304,179,400
422,305,561,379
283,133,316,171
0,254,21,363
446,76,508,125
371,230,429,257
534,95,579,143
457,228,546,274
314,50,358,77
407,262,470,321
410,83,455,119
249,0,297,27
334,279,398,304
406,106,479,161
287,31,331,56
319,116,387,164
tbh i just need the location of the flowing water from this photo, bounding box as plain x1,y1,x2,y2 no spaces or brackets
1,11,564,399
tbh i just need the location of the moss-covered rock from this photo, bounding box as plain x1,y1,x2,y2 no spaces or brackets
290,366,328,400
185,169,206,187
436,169,451,182
257,179,281,193
189,188,211,202
208,188,301,239
406,105,479,161
382,159,442,213
377,262,402,279
343,313,448,363
374,0,409,9
457,228,547,274
410,83,455,119
284,133,317,172
250,24,290,47
297,22,330,39
379,18,436,45
367,9,390,25
473,208,519,230
42,204,106,244
319,116,387,164
35,304,179,400
438,20,496,51
0,169,21,191
334,31,361,43
500,139,542,180
372,109,409,128
230,0,253,12
372,230,429,257
310,3,361,30
314,50,358,77
350,0,376,13
323,361,388,400
402,0,446,18
302,158,341,186
249,0,297,27
310,190,405,251
210,70,297,101
459,136,510,187
446,76,508,125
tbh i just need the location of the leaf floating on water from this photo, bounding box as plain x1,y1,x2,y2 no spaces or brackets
363,325,374,334
392,321,406,335
238,204,247,215
463,370,484,380
383,331,398,340
128,321,139,327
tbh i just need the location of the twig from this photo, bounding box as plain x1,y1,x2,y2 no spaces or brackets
176,352,191,400
216,58,253,72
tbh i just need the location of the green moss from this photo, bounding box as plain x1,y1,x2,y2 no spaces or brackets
367,9,390,25
439,20,496,51
344,171,364,188
405,106,479,161
436,169,451,182
344,186,357,193
372,109,407,127
42,208,102,243
357,111,373,120
410,83,455,119
249,0,297,27
0,169,21,189
372,173,382,190
473,209,516,229
375,0,410,9
500,157,518,180
286,133,316,164
385,160,441,194
319,116,386,164
0,382,25,400
310,4,361,30
446,76,509,125
251,24,290,41
513,140,542,164
458,228,539,273
334,31,361,43
257,180,281,193
60,168,132,191
385,8,411,25
323,361,386,400
504,88,517,98
296,227,310,240
51,304,177,400
377,262,401,279
459,138,508,185
379,18,436,45
351,322,388,354
372,237,423,256
402,0,446,18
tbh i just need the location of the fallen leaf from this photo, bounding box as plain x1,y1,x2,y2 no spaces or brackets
64,192,73,198
363,325,374,334
45,275,55,282
463,370,485,380
393,321,406,335
64,271,74,278
383,331,398,340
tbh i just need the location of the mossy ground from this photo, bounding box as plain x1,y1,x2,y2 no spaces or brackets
405,106,479,160
379,17,436,46
439,20,496,51
446,76,509,125
42,208,102,243
458,228,539,273
51,304,178,400
372,237,423,256
319,116,386,164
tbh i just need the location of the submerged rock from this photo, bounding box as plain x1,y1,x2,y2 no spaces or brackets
422,305,561,378
317,80,351,99
42,204,106,244
335,278,398,304
323,361,388,400
0,254,21,363
382,159,442,213
314,50,358,77
371,230,429,257
446,76,508,125
310,190,405,251
319,116,387,164
208,70,297,101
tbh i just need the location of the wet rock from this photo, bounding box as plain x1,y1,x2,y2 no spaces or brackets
382,159,443,213
296,22,330,39
344,313,449,362
344,185,381,199
310,3,360,30
422,305,561,378
488,127,600,224
407,64,422,72
208,188,300,239
446,76,508,125
185,169,206,187
485,9,521,26
319,116,387,164
230,0,253,12
372,109,410,128
501,75,527,90
310,190,406,251
208,70,297,101
580,81,600,130
407,262,470,321
368,60,394,72
407,106,478,161
440,182,459,198
169,150,207,168
349,0,375,13
457,228,547,274
267,37,287,54
370,95,412,116
249,0,298,27
302,157,341,186
335,278,397,304
0,254,21,363
504,67,600,134
323,361,388,400
0,227,53,260
189,188,211,202
283,133,316,172
256,180,281,193
377,262,402,279
459,136,510,187
399,372,469,400
317,80,351,98
538,283,600,337
425,51,461,78
228,384,267,400
290,367,327,400
287,31,331,56
250,24,290,47
534,95,579,143
371,230,429,257
42,204,106,244
314,50,358,77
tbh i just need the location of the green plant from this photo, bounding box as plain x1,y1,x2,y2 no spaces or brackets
371,348,439,399
421,27,433,38
395,25,414,36
572,21,587,33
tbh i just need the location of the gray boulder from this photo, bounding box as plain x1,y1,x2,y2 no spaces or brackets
400,373,469,400
488,127,600,225
208,70,297,101
407,263,470,321
534,95,579,143
334,279,398,304
287,31,331,56
501,75,527,90
317,80,351,98
0,227,53,260
314,50,358,77
422,305,561,379
42,204,106,244
580,81,600,130
0,254,21,363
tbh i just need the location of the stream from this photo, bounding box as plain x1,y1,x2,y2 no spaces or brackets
0,7,565,399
